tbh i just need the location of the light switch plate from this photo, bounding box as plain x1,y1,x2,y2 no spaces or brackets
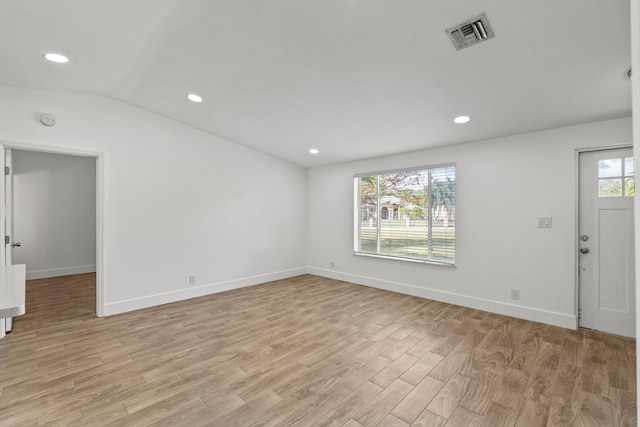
537,216,552,228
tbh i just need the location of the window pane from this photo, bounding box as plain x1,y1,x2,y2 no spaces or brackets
625,157,635,176
625,177,635,197
598,158,622,178
359,227,377,253
379,170,429,259
599,178,622,197
430,167,456,262
433,226,456,262
358,176,378,253
431,166,456,227
380,225,428,258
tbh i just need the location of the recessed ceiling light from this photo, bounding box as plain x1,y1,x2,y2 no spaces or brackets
43,53,69,63
187,93,203,103
309,148,319,154
454,115,471,124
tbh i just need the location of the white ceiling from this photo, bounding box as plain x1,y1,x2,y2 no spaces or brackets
0,1,632,167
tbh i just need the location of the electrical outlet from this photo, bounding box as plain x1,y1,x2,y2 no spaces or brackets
189,275,196,285
330,261,335,269
510,288,519,300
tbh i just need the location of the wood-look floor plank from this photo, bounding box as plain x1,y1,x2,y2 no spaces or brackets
426,373,473,419
338,355,391,391
399,352,443,386
446,406,483,427
491,367,528,413
428,349,469,383
609,386,637,427
354,379,413,426
371,353,418,388
552,362,582,402
379,413,410,427
411,409,447,427
456,330,486,354
264,383,353,427
547,399,581,427
391,375,444,424
382,335,423,361
573,391,615,426
0,273,635,426
459,370,501,416
514,398,549,427
315,380,382,427
479,402,518,427
582,360,610,397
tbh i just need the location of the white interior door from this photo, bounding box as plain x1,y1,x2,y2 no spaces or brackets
579,147,635,337
2,149,11,333
0,145,5,337
5,148,12,267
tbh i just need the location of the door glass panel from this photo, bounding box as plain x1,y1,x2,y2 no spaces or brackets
625,178,635,196
598,157,634,197
599,178,622,197
625,157,635,176
599,158,622,178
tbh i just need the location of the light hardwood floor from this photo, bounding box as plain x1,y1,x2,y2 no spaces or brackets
0,273,636,426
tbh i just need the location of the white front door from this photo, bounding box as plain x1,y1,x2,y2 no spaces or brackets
579,147,635,337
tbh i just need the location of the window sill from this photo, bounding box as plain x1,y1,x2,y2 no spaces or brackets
353,252,456,268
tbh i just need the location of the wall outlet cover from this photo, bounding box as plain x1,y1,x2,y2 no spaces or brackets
537,217,552,228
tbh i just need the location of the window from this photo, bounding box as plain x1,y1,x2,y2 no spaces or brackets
598,157,634,197
354,164,456,265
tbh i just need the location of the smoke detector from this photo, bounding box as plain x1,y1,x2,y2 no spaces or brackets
446,14,494,51
40,113,56,126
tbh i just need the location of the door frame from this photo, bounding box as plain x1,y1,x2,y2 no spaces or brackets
575,143,634,331
2,141,105,317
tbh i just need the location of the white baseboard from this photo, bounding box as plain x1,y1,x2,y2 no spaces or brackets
307,267,578,330
103,267,307,316
26,265,96,280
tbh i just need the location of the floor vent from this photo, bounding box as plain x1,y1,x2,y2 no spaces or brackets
446,13,494,51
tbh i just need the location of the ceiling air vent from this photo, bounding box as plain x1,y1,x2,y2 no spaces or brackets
446,14,494,51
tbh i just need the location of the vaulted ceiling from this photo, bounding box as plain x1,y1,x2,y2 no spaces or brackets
0,1,632,167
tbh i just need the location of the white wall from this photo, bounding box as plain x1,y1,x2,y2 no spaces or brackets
12,150,96,280
307,117,632,329
0,85,308,315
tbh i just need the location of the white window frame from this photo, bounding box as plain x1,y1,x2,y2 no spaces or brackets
353,163,456,267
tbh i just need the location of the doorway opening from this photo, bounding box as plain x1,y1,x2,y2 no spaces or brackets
2,143,103,319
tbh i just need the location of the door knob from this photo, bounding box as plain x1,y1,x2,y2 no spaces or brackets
580,247,589,254
12,242,20,248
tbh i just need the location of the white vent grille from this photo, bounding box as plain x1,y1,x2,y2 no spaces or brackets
446,14,494,51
